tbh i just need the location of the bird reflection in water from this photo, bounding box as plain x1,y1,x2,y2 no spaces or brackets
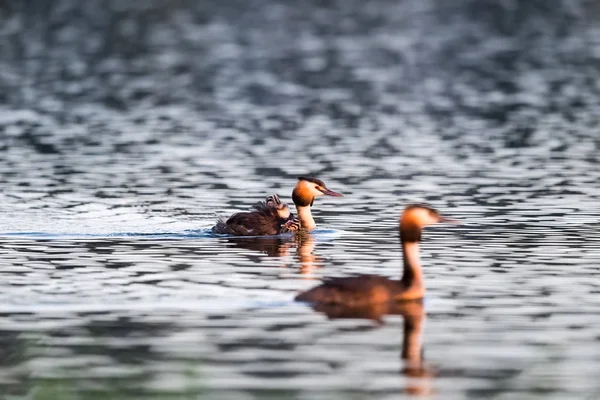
309,299,436,396
225,231,322,273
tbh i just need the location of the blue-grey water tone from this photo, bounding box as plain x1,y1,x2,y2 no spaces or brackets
1,0,600,398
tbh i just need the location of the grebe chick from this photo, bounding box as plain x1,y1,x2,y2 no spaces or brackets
295,204,456,305
292,177,343,231
265,194,291,220
266,194,301,233
212,194,298,236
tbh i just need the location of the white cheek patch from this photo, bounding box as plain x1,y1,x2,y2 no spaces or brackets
311,186,324,196
411,209,439,226
425,212,441,225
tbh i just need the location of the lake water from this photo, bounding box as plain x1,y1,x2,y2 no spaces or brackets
1,0,600,398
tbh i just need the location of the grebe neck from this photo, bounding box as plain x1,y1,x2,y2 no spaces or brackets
297,206,316,231
401,240,424,289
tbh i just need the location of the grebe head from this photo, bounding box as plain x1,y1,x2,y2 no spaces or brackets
400,204,456,242
292,177,343,207
265,194,291,219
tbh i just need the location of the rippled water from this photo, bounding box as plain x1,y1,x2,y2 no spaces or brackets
1,0,600,398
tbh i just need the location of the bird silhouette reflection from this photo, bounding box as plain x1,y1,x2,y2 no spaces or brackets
226,232,321,273
307,299,436,396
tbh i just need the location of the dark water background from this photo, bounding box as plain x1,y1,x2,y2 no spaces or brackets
1,0,600,398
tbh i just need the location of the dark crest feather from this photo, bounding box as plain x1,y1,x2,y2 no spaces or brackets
297,176,326,187
404,203,439,215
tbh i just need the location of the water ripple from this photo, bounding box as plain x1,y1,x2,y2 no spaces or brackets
1,0,600,398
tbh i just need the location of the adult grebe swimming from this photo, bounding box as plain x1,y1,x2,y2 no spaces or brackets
292,176,343,231
212,194,298,236
212,177,342,235
295,204,456,304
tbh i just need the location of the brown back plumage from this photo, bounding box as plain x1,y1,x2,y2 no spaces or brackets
212,195,298,236
295,275,406,306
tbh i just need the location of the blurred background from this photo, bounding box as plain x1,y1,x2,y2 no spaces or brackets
0,0,600,398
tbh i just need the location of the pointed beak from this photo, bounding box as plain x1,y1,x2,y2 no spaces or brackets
439,216,460,224
322,188,343,197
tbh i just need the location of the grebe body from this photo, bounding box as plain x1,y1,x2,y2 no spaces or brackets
212,194,297,236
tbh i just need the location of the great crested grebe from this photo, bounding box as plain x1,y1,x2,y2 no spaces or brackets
295,204,456,304
212,194,298,236
292,176,343,231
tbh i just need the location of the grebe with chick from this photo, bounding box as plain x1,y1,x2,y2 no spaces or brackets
212,194,298,236
212,177,342,236
295,204,457,304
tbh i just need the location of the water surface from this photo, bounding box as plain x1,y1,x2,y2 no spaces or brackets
1,0,600,398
